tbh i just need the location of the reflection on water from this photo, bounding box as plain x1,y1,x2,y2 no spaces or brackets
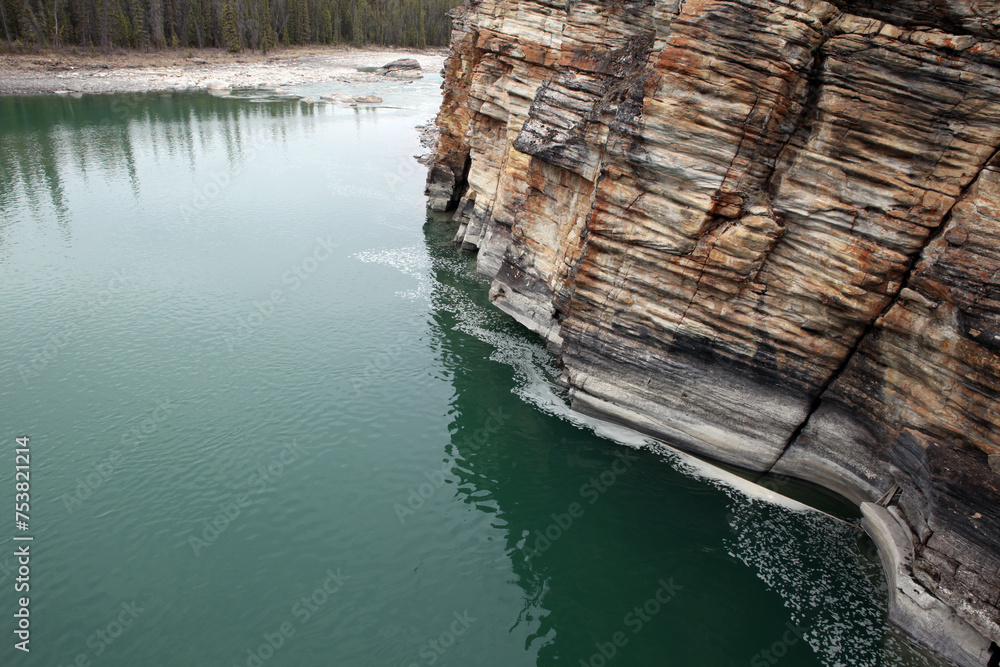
0,92,372,250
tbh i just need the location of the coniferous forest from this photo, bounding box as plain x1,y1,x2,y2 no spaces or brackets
0,0,460,51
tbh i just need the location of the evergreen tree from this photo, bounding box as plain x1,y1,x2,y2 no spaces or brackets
184,3,196,44
260,0,276,54
0,0,459,50
221,0,237,50
128,0,148,47
293,0,306,42
318,6,329,43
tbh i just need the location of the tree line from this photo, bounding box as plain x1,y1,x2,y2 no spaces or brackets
0,0,460,51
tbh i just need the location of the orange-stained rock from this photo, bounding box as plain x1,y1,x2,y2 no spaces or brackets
425,1,1000,663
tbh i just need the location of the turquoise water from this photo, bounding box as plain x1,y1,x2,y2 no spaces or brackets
0,80,945,666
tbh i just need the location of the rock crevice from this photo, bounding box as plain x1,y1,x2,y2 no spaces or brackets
770,138,1000,476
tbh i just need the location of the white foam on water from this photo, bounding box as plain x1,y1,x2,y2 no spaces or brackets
419,247,813,512
724,495,941,667
369,244,947,667
353,245,433,300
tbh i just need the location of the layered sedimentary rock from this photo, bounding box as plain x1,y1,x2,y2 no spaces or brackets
425,1,1000,664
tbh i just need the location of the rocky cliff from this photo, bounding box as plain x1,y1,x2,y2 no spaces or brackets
424,1,1000,664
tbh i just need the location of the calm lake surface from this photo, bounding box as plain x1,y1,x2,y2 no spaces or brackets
0,77,946,667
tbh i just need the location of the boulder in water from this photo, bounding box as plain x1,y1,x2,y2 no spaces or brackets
376,58,422,79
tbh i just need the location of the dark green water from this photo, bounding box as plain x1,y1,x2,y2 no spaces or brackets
0,81,946,667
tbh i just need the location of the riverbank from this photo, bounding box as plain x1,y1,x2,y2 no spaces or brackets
0,45,448,95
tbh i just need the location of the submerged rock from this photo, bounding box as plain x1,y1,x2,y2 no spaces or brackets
424,0,1000,664
319,93,383,105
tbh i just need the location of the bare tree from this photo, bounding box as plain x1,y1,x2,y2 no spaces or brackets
149,0,165,47
1,0,12,42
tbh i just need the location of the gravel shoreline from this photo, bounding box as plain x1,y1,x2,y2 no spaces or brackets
0,46,448,95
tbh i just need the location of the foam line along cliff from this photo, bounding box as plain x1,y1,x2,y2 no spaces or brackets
425,0,1000,664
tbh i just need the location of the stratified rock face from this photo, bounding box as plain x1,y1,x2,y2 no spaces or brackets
426,0,1000,663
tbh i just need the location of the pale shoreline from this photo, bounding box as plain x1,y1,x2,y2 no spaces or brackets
0,45,448,95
